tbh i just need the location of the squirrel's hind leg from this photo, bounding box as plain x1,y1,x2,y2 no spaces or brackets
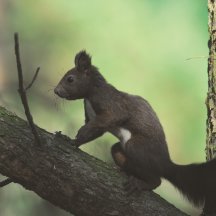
111,142,161,194
111,142,127,169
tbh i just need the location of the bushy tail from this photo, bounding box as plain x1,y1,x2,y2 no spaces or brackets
163,159,216,213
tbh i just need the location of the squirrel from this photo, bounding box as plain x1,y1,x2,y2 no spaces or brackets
54,50,216,214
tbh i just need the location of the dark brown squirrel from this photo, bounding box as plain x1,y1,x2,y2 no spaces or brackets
54,50,216,214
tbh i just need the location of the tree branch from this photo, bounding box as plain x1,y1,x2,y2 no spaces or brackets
25,67,40,91
0,178,13,187
14,33,41,145
0,106,187,216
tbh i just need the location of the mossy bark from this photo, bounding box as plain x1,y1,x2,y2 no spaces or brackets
206,0,216,161
204,1,216,215
0,106,187,216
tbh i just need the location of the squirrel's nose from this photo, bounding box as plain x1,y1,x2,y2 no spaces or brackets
54,87,60,96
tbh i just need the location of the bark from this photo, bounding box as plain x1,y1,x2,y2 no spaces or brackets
204,1,216,215
206,0,216,160
0,106,187,216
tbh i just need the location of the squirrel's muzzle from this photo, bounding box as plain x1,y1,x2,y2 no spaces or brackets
54,87,61,96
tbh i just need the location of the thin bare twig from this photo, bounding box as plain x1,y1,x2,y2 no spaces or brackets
25,67,40,90
185,56,216,61
185,56,208,61
14,32,41,145
0,178,13,187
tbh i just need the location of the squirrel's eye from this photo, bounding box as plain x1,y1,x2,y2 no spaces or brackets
67,76,74,83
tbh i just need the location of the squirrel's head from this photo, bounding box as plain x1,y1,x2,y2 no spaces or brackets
54,50,95,100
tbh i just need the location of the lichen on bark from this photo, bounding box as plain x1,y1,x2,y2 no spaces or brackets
206,0,216,160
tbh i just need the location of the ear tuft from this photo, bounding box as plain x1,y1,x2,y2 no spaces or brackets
74,50,91,71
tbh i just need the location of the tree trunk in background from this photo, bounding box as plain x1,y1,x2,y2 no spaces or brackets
206,0,216,160
205,0,216,215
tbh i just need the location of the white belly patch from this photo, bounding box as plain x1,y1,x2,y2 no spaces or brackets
117,128,131,149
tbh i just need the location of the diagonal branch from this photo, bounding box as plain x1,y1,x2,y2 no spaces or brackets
0,106,187,216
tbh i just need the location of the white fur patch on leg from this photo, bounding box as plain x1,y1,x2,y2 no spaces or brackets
118,128,131,149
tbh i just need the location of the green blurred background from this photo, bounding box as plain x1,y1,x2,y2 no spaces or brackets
0,0,208,215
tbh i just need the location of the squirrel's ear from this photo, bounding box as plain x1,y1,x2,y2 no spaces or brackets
74,50,91,72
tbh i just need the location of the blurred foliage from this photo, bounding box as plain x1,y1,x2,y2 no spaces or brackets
0,0,208,215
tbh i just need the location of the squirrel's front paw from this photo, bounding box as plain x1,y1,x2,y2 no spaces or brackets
71,139,80,148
